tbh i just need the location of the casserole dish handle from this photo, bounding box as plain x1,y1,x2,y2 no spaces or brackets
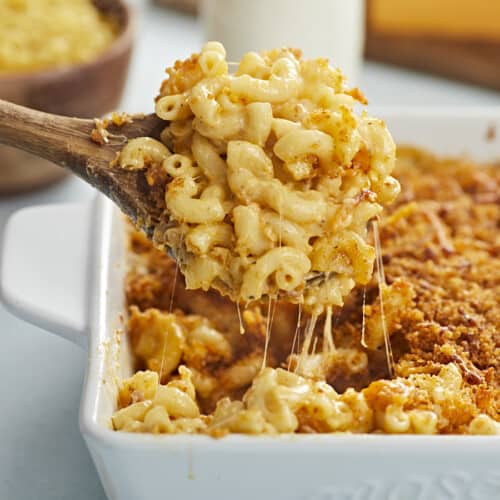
1,202,93,348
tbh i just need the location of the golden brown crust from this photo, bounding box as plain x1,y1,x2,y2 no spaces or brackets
120,146,499,433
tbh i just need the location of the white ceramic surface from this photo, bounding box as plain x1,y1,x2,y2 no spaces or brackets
1,109,500,500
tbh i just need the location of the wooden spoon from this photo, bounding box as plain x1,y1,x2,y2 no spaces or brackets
0,99,166,237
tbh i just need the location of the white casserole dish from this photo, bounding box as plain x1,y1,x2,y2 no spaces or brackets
1,109,500,500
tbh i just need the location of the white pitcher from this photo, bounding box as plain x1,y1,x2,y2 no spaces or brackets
201,0,366,84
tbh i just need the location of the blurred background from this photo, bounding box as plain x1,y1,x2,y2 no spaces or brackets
0,1,498,499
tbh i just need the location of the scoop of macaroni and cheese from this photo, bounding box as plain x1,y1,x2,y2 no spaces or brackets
119,43,400,313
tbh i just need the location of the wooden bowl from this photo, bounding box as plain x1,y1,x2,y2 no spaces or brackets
0,0,135,195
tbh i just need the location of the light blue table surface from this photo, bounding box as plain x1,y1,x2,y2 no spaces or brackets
1,2,499,499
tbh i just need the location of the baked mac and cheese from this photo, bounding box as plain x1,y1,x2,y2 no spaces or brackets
118,43,400,314
113,148,500,435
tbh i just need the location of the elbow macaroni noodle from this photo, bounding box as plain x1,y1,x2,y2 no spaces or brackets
114,361,498,436
119,43,400,313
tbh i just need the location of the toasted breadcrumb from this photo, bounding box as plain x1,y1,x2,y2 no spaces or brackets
118,147,499,434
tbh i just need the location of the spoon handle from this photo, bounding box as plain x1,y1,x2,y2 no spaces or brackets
0,98,116,175
0,99,169,234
